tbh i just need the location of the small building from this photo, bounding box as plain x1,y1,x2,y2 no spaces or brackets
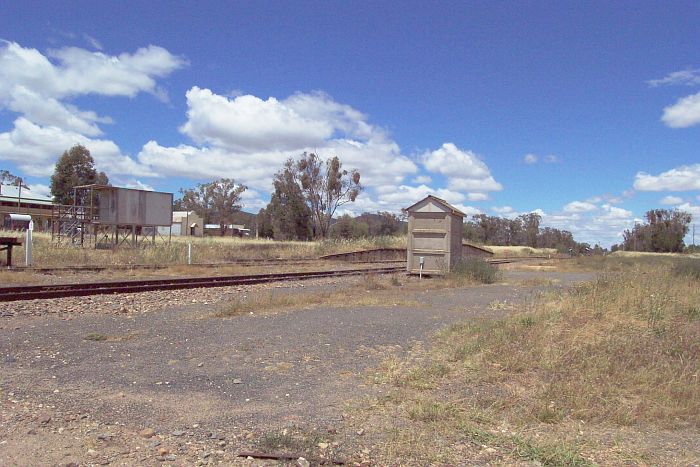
170,211,203,237
0,184,54,231
204,224,251,237
405,195,465,275
462,242,494,259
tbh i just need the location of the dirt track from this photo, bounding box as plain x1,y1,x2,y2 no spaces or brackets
0,270,593,465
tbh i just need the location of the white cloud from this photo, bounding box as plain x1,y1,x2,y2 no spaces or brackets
648,69,700,87
453,204,482,216
26,183,51,198
466,192,489,201
600,205,633,220
141,87,420,212
83,34,103,51
120,179,154,191
563,201,597,213
180,88,332,151
491,206,519,218
422,143,502,193
0,117,153,177
412,175,432,184
523,153,559,165
0,41,186,101
661,91,700,128
7,85,110,136
0,41,185,179
676,202,700,218
660,195,683,205
634,164,700,191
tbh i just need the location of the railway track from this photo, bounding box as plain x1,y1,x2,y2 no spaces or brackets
0,266,405,302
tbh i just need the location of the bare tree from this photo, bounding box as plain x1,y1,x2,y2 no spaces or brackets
296,153,362,238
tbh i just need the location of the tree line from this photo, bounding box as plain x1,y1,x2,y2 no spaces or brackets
462,212,592,253
18,144,697,251
612,209,692,253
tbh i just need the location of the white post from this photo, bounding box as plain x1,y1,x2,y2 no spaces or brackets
187,242,192,265
25,220,33,267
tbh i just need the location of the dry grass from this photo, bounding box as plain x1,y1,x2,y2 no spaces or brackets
214,273,415,317
2,230,406,268
353,258,700,465
0,270,41,284
487,245,558,257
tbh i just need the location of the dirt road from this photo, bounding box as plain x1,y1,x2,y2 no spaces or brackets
0,270,593,466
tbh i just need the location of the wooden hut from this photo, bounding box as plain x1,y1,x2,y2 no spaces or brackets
405,195,465,275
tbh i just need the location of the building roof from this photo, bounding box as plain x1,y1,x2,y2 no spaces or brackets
0,184,54,206
172,211,200,222
404,195,466,217
204,224,249,231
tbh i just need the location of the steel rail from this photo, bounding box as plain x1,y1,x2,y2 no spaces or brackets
0,266,405,302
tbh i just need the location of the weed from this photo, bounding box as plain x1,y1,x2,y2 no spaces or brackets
512,437,591,466
407,400,456,422
362,273,387,290
448,257,500,284
400,362,451,389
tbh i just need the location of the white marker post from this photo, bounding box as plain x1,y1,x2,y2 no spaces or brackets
188,242,192,265
25,219,33,267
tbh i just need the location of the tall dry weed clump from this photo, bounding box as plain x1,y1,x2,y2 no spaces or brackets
447,258,500,285
444,262,700,428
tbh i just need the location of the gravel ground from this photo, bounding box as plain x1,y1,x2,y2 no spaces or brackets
0,270,594,466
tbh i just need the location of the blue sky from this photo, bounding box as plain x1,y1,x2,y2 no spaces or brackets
1,1,700,246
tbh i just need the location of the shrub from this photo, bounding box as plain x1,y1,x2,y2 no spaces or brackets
449,258,500,284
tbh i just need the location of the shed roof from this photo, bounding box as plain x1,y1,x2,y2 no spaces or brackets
172,211,200,222
0,184,54,206
404,195,465,217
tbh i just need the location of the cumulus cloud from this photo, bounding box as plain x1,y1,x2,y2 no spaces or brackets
491,206,519,217
26,183,51,198
676,202,700,218
634,164,700,191
0,41,185,177
141,88,421,210
661,92,700,128
563,200,597,212
537,202,635,246
180,88,332,151
523,153,537,164
422,143,502,193
0,41,186,101
0,118,154,177
660,195,683,205
466,192,489,201
412,175,432,184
